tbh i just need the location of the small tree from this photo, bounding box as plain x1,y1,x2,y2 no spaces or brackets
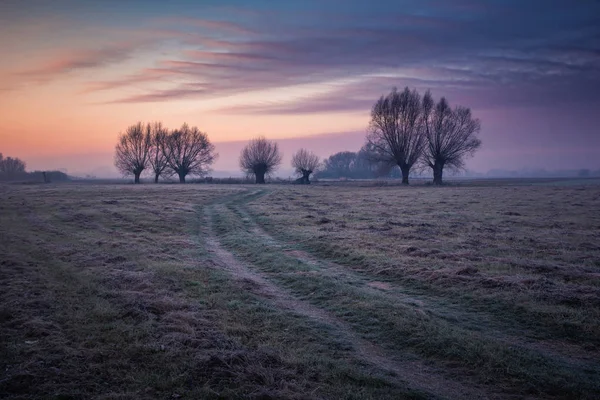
422,97,481,185
358,144,398,178
148,122,171,183
291,149,319,184
114,122,151,184
162,123,217,183
367,87,426,185
0,154,27,179
323,151,356,178
240,136,282,184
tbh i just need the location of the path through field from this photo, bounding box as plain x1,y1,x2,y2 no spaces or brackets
200,188,600,399
2,183,599,399
203,198,494,399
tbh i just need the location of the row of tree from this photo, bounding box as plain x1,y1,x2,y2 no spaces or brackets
367,87,481,185
240,138,320,184
114,124,322,184
114,87,480,185
235,85,483,185
114,122,217,183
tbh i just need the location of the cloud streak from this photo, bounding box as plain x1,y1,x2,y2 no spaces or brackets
5,0,600,112
16,45,135,82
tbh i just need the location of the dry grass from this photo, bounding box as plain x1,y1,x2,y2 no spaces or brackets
1,181,599,399
249,184,600,346
243,183,600,397
0,183,420,399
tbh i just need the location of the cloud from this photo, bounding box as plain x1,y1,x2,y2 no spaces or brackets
98,0,600,109
12,41,149,85
106,85,208,103
154,16,257,35
9,0,599,111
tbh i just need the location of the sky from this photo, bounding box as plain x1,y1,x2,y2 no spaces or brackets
0,0,599,177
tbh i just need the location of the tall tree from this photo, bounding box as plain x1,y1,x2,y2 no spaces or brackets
148,122,171,183
239,136,282,184
291,149,319,184
162,123,217,183
422,97,481,185
367,87,427,184
114,122,151,184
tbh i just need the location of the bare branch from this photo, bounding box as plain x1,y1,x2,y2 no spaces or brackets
367,87,426,184
421,96,482,184
0,154,27,180
239,136,282,184
114,122,151,183
161,123,218,183
147,122,172,183
291,148,319,183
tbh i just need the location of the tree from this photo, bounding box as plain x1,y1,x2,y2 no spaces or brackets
358,144,398,178
114,122,151,184
239,136,282,184
291,149,319,184
367,87,427,184
422,96,481,185
0,154,26,179
323,151,357,178
162,123,217,183
147,122,171,183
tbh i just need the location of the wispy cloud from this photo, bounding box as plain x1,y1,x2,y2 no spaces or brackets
6,0,600,111
16,45,135,82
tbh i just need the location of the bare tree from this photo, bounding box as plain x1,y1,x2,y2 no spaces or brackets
114,122,151,184
147,122,171,183
162,123,217,183
422,96,481,185
291,149,319,184
239,136,282,184
367,87,427,184
0,154,26,179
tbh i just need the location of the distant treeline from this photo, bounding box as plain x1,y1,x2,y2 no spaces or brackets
315,150,402,180
0,152,70,182
473,168,600,179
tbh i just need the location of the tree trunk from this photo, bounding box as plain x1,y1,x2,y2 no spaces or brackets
154,173,159,183
255,172,266,184
134,172,141,184
400,165,410,185
302,171,311,184
433,162,444,185
179,172,186,183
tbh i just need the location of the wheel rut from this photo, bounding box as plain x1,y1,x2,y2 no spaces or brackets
202,201,497,400
229,201,600,367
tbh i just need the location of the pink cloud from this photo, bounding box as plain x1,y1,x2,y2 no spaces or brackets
15,43,142,83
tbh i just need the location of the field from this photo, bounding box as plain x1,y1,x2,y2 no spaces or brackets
1,181,599,399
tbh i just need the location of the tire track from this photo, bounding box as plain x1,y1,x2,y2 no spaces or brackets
202,202,498,400
231,201,600,368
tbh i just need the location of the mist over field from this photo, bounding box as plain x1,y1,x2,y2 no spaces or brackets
2,1,600,399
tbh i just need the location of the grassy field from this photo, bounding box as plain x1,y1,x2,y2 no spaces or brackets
1,182,599,399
